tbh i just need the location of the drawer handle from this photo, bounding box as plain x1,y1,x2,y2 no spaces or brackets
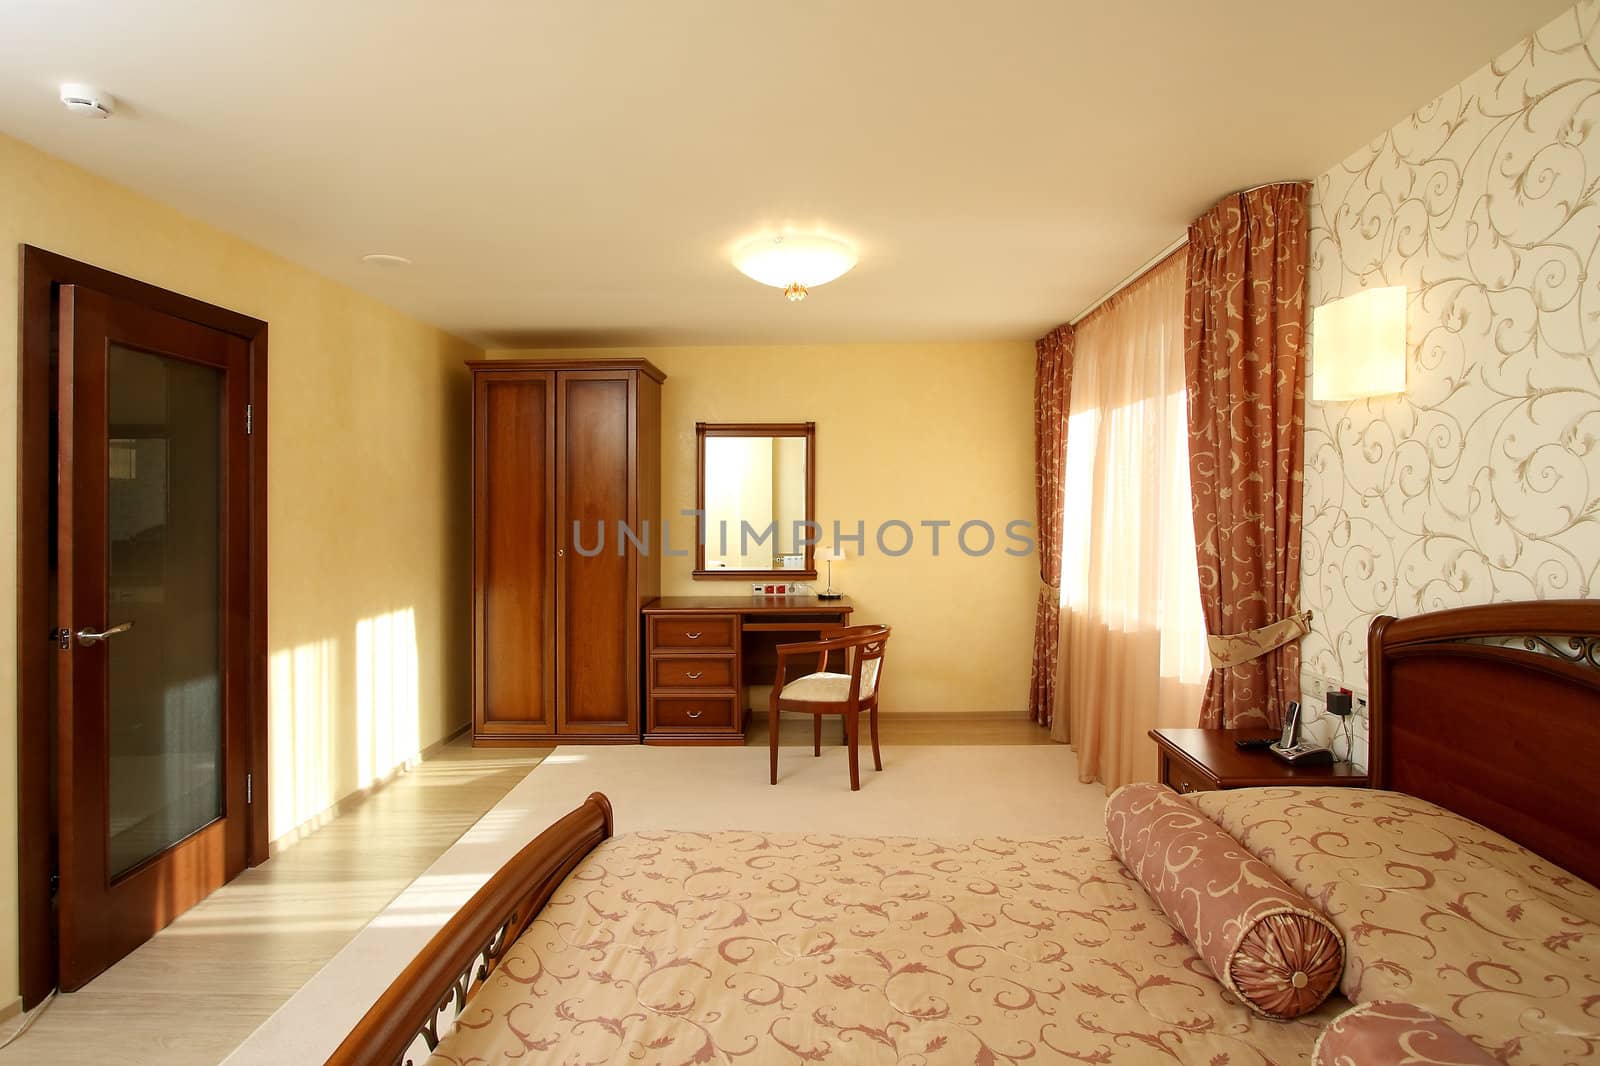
687,710,702,719
1178,781,1193,794
685,670,703,680
685,632,702,639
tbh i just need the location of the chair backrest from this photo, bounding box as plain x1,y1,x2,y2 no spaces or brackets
821,624,890,699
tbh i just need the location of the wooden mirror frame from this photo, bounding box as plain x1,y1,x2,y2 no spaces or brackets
694,422,817,580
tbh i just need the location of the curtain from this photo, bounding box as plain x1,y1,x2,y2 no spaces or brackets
1028,325,1073,728
1053,253,1208,789
1184,183,1310,729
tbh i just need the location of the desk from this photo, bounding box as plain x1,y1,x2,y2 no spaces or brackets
641,596,854,744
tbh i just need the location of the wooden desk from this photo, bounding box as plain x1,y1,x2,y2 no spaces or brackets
1150,727,1370,793
642,596,854,744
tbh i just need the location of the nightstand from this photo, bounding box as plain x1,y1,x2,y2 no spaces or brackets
1149,728,1370,794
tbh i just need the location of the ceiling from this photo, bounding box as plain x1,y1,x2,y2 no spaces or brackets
0,1,1574,347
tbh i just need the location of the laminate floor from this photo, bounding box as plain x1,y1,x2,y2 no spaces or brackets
0,736,548,1066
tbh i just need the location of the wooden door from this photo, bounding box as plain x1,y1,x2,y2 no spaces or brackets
555,370,638,736
55,285,252,989
473,371,558,739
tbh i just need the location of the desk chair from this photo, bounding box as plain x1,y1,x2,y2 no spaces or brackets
768,624,891,791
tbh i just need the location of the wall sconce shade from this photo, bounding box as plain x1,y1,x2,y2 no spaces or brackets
1311,286,1407,401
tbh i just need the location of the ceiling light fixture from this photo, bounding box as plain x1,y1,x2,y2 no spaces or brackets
732,233,856,302
361,253,413,267
59,83,114,119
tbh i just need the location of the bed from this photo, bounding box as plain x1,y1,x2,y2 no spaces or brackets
327,601,1600,1065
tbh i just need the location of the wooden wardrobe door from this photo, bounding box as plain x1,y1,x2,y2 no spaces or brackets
473,371,557,738
556,370,638,735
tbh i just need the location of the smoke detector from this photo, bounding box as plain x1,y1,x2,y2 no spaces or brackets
59,83,115,119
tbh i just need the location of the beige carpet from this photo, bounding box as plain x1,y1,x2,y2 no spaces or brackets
225,735,1107,1065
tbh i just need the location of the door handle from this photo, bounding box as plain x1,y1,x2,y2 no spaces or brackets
77,622,133,646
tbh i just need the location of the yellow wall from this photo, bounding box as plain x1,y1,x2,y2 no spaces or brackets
488,344,1039,715
0,133,478,1004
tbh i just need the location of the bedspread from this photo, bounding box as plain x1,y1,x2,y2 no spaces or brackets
429,830,1339,1065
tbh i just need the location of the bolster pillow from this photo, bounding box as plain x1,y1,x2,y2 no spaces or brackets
1313,1001,1500,1065
1105,782,1343,1019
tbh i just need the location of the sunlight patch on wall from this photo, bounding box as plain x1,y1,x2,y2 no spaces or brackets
356,607,421,789
268,637,338,840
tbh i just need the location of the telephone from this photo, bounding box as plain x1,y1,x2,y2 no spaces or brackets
1269,700,1335,766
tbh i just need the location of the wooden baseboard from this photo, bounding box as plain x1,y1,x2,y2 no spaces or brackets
761,709,1031,723
267,722,470,857
876,710,1032,722
0,996,22,1027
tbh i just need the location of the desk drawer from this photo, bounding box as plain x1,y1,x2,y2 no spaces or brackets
1161,753,1218,795
649,614,737,652
650,696,737,731
651,656,735,690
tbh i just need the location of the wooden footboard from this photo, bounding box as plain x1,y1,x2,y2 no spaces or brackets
326,792,614,1066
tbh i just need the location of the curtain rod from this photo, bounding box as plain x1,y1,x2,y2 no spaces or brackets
1068,233,1187,326
1065,180,1304,327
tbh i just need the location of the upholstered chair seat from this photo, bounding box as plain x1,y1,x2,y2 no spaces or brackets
779,660,882,704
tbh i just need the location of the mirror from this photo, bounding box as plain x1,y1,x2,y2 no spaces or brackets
695,422,816,579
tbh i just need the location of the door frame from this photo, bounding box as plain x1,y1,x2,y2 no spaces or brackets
17,246,269,1007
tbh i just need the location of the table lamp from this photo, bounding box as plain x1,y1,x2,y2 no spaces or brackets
816,547,845,600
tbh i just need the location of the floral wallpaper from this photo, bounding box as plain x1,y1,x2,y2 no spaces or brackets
1300,0,1600,764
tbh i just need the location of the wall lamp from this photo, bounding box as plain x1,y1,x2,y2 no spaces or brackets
1310,286,1407,401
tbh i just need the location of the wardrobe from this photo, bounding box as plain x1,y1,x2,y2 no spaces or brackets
469,359,663,743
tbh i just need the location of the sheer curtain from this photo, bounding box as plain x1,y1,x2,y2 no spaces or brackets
1051,252,1209,790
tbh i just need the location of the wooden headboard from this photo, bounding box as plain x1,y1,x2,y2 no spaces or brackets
1368,600,1600,887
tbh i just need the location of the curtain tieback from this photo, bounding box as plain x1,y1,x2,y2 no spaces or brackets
1207,610,1313,670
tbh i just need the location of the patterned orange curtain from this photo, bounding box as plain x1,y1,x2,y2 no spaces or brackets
1028,324,1073,727
1184,183,1309,729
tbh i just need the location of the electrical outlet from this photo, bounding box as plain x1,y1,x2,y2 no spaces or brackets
751,581,810,596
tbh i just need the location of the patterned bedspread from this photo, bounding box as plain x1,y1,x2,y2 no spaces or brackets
429,830,1339,1065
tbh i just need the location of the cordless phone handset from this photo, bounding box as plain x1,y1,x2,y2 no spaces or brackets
1278,701,1301,749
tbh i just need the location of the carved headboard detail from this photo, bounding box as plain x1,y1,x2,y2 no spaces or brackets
1368,601,1600,887
1508,634,1600,670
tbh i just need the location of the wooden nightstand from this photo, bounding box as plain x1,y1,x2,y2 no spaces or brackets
1149,728,1370,794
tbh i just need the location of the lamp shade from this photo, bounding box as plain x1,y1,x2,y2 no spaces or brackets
733,234,856,290
816,546,847,562
1311,287,1408,401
